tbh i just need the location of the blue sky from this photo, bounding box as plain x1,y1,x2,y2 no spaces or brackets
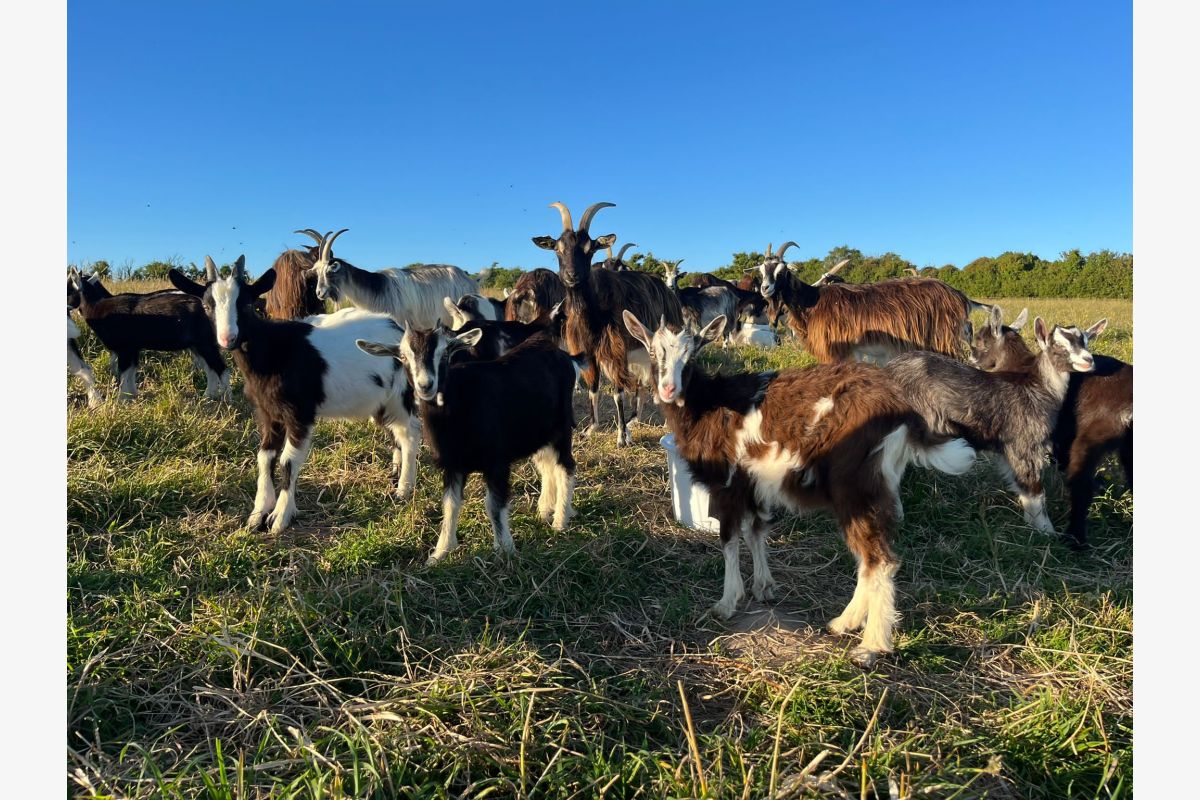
68,1,1131,273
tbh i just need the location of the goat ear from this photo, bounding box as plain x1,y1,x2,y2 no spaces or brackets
593,234,616,248
248,268,276,297
204,255,219,283
697,315,727,346
442,296,467,329
356,339,402,360
451,328,484,349
168,268,206,297
1085,318,1108,341
1010,308,1028,331
988,305,1004,335
622,310,653,350
532,236,557,251
1034,317,1050,348
503,287,512,299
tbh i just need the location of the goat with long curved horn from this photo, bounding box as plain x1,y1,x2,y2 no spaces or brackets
578,201,615,233
775,242,799,261
320,228,350,262
295,229,326,247
549,202,573,232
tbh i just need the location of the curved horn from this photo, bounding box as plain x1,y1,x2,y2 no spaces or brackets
549,202,573,232
765,242,774,258
204,255,218,282
321,228,349,261
294,229,325,246
827,258,850,275
617,243,637,261
578,201,615,234
775,241,798,261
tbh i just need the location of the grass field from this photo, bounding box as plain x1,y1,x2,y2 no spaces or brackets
67,292,1132,799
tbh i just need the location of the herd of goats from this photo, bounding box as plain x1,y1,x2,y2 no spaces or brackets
66,201,1133,668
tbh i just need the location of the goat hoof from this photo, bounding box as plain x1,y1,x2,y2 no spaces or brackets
752,580,778,603
710,599,740,620
849,647,885,669
247,512,268,531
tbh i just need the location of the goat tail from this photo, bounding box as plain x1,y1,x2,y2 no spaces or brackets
900,419,976,476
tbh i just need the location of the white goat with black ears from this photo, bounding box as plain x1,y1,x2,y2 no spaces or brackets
170,256,421,534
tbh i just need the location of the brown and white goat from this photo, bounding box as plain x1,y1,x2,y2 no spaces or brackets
887,314,1101,537
757,242,991,363
970,307,1131,547
505,268,566,325
533,201,684,446
624,311,976,667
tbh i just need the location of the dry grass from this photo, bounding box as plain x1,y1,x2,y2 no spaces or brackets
67,293,1132,799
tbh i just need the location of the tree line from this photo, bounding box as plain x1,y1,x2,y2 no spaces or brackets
75,246,1132,299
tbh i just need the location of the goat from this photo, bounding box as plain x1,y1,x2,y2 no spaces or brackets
263,230,327,319
505,268,566,324
67,279,102,407
757,243,991,363
357,324,582,563
441,296,564,361
533,201,685,446
886,314,1101,537
970,307,1130,547
663,259,740,341
623,311,976,667
169,257,421,534
305,229,479,329
448,292,506,323
688,273,770,323
597,242,638,271
68,266,230,402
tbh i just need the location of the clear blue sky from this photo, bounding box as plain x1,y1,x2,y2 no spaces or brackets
68,1,1131,274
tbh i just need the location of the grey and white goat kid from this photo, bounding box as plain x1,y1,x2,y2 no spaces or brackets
886,313,1099,535
170,257,421,534
357,323,581,564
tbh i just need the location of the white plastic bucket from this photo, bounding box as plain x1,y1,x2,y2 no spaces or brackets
660,434,721,533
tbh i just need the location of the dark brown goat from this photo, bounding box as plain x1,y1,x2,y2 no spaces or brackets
532,201,684,446
505,268,566,324
971,307,1132,547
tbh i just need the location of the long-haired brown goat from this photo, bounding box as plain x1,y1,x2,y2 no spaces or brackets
532,201,684,447
505,268,565,324
262,229,327,320
757,243,992,363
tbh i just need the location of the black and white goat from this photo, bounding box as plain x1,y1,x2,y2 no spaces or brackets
970,307,1130,547
169,257,421,534
450,293,506,322
357,324,582,563
886,313,1101,537
303,229,479,329
623,312,976,667
67,279,102,407
441,297,564,360
68,266,229,401
662,259,740,341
